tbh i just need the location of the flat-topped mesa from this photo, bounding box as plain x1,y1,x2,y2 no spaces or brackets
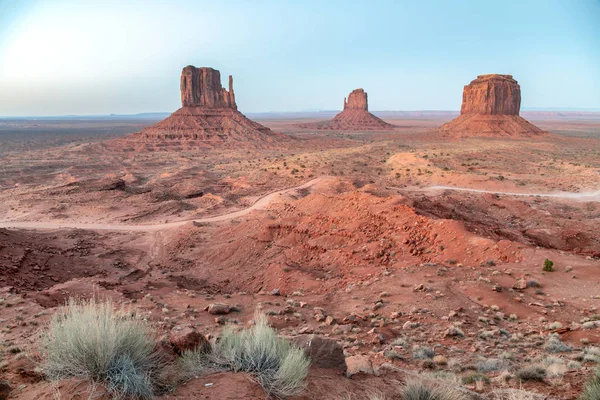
344,88,368,111
461,74,520,115
180,66,237,109
440,73,544,137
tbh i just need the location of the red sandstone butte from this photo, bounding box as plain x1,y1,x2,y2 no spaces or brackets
440,74,544,137
298,88,395,131
132,66,285,148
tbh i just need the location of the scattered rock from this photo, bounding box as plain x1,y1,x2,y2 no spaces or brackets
169,324,211,354
345,355,374,377
293,335,346,371
207,303,231,315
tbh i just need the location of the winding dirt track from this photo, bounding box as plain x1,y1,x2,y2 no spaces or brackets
1,177,598,232
426,185,600,200
0,177,325,232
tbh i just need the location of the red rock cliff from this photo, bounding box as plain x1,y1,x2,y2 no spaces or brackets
180,66,237,109
343,88,369,111
460,74,520,115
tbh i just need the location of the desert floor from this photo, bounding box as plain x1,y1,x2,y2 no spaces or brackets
0,112,599,399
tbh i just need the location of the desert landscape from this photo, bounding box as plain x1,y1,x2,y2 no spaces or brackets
1,1,599,398
0,64,599,400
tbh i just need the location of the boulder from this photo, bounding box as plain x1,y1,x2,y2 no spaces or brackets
293,335,346,371
345,355,374,377
207,303,231,315
169,324,211,354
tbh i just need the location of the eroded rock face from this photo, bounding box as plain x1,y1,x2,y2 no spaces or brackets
440,74,544,137
299,88,394,131
181,66,237,109
130,65,286,149
461,74,520,115
344,88,368,111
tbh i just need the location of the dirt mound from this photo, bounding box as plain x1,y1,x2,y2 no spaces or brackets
165,190,521,294
125,66,288,149
440,74,544,137
298,89,395,131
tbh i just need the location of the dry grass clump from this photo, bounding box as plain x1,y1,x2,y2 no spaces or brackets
544,334,572,353
41,297,164,399
412,345,435,360
515,365,546,382
400,378,467,400
180,314,309,398
490,388,546,400
579,369,600,400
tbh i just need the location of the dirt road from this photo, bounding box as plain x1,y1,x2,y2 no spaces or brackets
2,177,598,232
0,177,324,232
425,185,600,200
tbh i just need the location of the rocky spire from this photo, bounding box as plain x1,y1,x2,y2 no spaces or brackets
344,88,368,111
180,66,237,109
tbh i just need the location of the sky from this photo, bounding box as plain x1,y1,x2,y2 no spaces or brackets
0,0,599,116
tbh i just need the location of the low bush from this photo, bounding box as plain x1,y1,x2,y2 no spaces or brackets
516,365,546,382
41,297,164,399
401,378,467,400
544,334,572,353
181,314,309,398
543,259,554,272
412,345,435,360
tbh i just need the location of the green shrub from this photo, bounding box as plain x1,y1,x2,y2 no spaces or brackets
579,369,600,400
41,297,163,399
181,314,309,398
401,378,467,400
543,259,554,272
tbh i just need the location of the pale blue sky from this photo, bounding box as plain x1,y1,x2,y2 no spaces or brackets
0,0,599,116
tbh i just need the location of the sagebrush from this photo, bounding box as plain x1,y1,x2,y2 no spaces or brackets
181,313,309,398
41,297,164,399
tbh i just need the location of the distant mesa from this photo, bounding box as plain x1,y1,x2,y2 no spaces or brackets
298,88,395,131
440,74,544,137
131,66,285,148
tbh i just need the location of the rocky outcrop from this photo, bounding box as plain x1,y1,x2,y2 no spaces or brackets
460,74,520,115
440,74,544,137
344,88,368,111
181,66,236,109
298,88,395,131
130,66,287,149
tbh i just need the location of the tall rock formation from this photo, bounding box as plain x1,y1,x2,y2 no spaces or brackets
440,74,544,137
131,66,285,149
180,66,237,109
344,89,369,111
298,88,395,131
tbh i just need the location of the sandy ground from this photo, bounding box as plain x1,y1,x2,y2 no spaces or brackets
1,114,600,399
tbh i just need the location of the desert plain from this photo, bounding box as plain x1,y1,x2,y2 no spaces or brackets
0,71,600,400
